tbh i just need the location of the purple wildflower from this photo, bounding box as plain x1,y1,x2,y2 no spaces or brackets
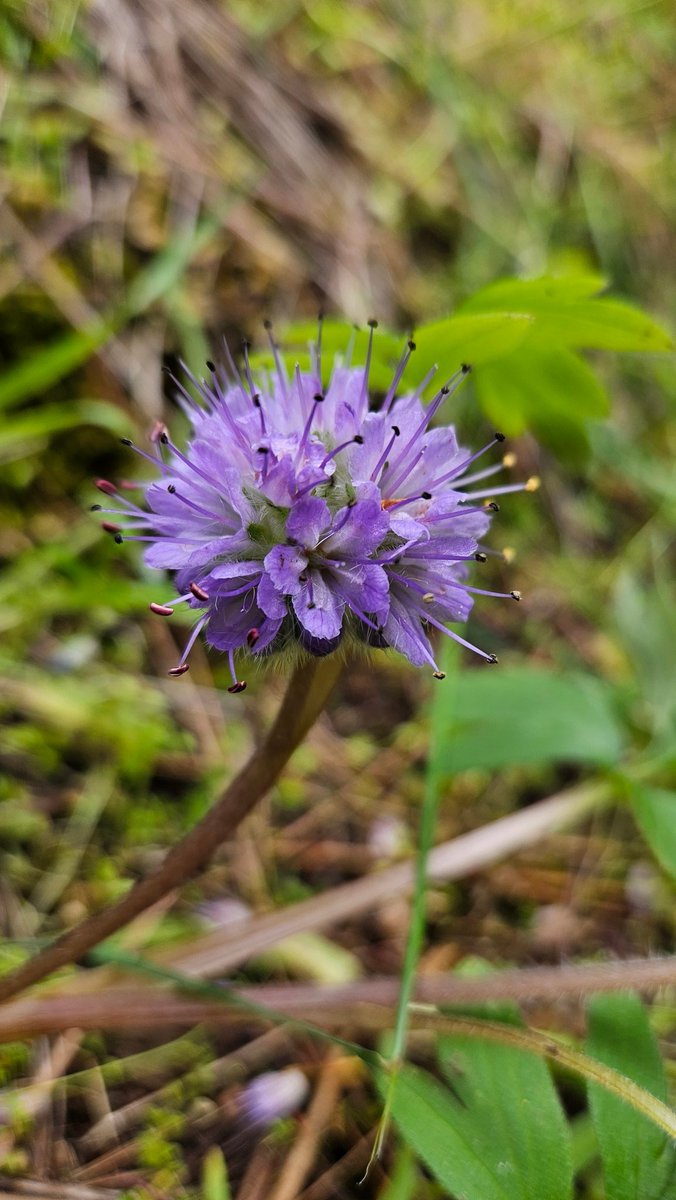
96,323,536,690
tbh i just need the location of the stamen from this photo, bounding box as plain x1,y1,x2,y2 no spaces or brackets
384,338,416,412
445,583,523,601
168,664,190,677
158,434,227,493
177,360,219,411
319,435,364,468
454,461,507,487
95,479,118,496
296,392,325,463
102,522,120,534
242,341,267,435
168,488,224,522
170,613,209,677
360,319,378,405
383,490,433,512
425,502,498,525
411,601,498,664
120,439,171,477
424,433,507,492
227,649,247,693
190,581,210,602
247,627,260,648
462,477,540,500
370,425,401,482
150,421,169,446
164,368,209,421
264,318,288,400
314,311,324,392
383,447,425,497
150,603,174,616
202,362,252,454
380,365,469,489
295,363,309,421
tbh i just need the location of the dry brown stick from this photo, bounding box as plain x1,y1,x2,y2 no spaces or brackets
0,658,342,1006
1,957,675,1043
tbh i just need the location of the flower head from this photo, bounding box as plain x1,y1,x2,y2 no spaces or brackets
96,322,533,689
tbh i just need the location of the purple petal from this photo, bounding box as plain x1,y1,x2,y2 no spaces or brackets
323,499,389,558
257,571,288,619
329,564,390,620
382,594,437,668
286,496,331,547
292,570,344,639
263,544,309,595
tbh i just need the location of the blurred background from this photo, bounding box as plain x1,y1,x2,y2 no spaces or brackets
0,0,675,1195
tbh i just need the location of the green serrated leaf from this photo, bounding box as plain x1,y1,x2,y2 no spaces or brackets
587,993,676,1200
434,667,624,774
629,786,676,881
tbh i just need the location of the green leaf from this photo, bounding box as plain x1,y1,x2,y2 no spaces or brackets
438,1029,573,1200
473,346,609,438
435,667,624,774
459,272,610,311
524,300,673,353
459,275,672,352
411,312,533,378
587,993,676,1200
386,1045,573,1200
384,1063,515,1200
629,786,676,881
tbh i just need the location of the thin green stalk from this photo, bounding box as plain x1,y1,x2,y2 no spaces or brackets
371,642,457,1165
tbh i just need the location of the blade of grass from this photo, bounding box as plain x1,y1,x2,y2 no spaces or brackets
370,641,458,1166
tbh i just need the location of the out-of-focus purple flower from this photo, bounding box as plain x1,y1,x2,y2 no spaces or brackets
240,1068,309,1128
96,322,535,689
